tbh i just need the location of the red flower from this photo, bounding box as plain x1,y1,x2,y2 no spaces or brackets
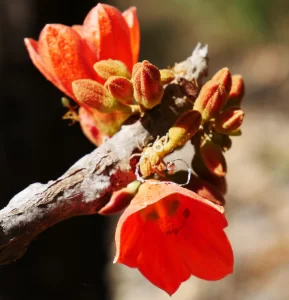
24,4,139,100
114,181,233,295
24,4,140,145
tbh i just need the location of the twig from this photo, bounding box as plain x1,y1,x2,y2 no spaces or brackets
0,44,208,264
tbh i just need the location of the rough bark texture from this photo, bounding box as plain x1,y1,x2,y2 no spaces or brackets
0,44,208,265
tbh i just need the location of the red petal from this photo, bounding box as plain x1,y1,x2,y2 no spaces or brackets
72,25,83,36
114,212,144,268
122,7,140,65
83,4,133,71
139,221,191,295
78,107,108,146
38,24,98,100
175,197,234,280
24,38,67,93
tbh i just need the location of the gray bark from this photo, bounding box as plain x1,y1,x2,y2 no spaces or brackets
0,44,208,264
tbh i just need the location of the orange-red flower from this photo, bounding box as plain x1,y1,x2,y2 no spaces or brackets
114,181,233,295
24,4,139,99
24,4,140,145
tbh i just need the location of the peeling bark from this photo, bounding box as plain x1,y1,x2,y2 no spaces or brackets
0,44,208,264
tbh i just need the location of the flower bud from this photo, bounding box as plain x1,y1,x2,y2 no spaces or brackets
132,60,164,109
93,59,131,81
227,75,245,106
98,181,141,215
164,110,201,152
160,69,175,84
200,140,227,177
212,134,232,152
212,67,232,94
187,175,225,206
215,108,244,134
61,97,71,108
105,76,134,104
191,154,227,194
72,79,131,113
193,80,227,121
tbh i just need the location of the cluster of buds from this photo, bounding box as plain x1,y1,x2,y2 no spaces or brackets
136,67,244,203
71,59,174,138
192,68,245,196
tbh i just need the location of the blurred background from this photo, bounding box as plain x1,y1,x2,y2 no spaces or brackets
0,0,288,299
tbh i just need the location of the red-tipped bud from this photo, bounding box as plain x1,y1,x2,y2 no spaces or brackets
228,75,245,106
187,175,225,206
98,181,141,215
207,174,227,195
160,69,175,84
193,80,227,121
164,110,202,152
191,154,228,195
215,108,245,134
200,140,227,177
104,76,134,104
72,79,131,113
93,59,131,81
132,60,164,109
212,67,232,94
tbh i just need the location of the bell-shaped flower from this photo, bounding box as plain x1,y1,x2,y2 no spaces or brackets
114,181,234,295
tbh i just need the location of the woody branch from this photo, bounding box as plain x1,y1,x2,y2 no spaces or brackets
0,44,208,265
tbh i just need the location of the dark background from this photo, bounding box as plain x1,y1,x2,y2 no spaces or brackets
0,0,109,299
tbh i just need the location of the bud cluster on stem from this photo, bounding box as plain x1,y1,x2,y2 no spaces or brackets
23,3,246,293
70,59,173,139
189,67,245,197
24,4,242,294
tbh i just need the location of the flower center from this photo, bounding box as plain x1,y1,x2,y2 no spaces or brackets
142,199,191,235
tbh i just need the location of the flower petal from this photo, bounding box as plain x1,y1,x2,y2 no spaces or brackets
114,212,145,267
78,107,108,146
72,25,83,36
38,24,98,100
170,194,233,280
122,7,140,65
83,4,133,71
24,37,66,93
137,221,190,295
